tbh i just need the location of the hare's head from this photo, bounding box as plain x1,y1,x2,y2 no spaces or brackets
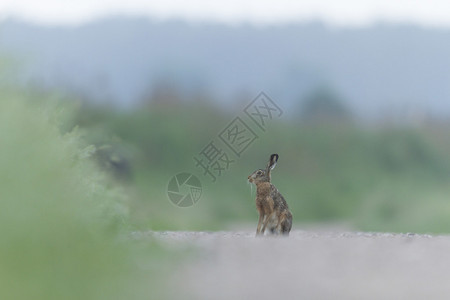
248,154,279,184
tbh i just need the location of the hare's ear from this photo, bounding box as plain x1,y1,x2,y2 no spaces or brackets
269,154,279,170
266,153,279,175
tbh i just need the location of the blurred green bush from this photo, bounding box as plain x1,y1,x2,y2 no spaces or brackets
0,92,169,300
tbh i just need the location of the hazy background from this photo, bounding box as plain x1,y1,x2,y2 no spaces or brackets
2,1,450,233
3,1,450,298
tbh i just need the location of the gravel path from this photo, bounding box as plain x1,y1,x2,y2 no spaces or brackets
138,229,450,300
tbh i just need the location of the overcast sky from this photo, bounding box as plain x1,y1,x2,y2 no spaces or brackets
1,0,450,27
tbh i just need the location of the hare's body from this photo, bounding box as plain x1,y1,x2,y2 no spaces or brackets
248,154,292,236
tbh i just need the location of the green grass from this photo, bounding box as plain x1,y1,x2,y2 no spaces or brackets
0,92,176,300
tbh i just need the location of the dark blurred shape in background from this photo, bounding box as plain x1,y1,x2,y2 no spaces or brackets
299,86,353,124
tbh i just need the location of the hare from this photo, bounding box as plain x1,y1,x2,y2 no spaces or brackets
248,154,292,236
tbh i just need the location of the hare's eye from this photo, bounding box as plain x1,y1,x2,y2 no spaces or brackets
257,171,262,175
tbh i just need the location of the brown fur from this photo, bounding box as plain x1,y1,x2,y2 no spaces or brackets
248,154,292,236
